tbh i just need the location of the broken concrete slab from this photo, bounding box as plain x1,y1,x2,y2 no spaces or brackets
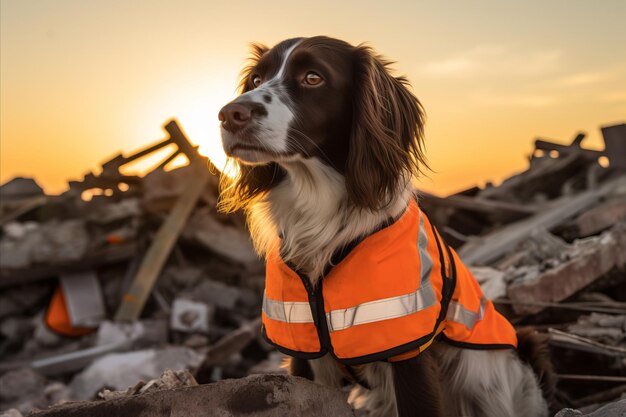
573,197,626,238
32,374,356,417
68,346,203,400
507,221,626,315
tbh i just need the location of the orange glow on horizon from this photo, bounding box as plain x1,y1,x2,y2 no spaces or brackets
1,1,625,197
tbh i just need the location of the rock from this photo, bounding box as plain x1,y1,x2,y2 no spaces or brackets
142,165,218,213
95,320,169,349
574,197,626,238
0,368,46,403
555,400,626,416
68,346,204,400
469,266,506,299
0,220,89,269
183,208,257,264
0,409,24,417
170,298,213,334
98,369,198,400
507,222,626,315
87,198,141,225
0,177,44,201
31,374,356,416
185,279,241,310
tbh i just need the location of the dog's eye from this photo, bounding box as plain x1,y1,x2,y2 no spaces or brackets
252,75,262,88
303,71,323,86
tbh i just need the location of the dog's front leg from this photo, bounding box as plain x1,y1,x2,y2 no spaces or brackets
391,351,447,417
284,356,314,380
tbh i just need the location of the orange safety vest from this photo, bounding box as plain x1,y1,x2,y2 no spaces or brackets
262,199,517,365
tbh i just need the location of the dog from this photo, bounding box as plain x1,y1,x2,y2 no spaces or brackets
218,36,555,417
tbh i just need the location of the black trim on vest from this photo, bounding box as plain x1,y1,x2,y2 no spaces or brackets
440,334,516,351
261,325,326,359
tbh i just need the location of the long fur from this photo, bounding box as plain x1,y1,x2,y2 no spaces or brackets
218,37,552,417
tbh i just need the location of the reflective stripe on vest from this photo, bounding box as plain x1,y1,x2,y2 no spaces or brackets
446,296,487,329
262,294,313,324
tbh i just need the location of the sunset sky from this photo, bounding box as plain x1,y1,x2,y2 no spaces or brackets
1,0,625,196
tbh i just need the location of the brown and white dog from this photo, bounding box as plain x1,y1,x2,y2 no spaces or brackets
218,36,554,417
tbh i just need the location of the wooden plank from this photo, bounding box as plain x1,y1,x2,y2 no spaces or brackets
114,162,210,322
458,175,626,265
421,192,537,217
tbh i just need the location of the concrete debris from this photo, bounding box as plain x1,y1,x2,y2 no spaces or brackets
183,207,258,264
0,178,44,202
0,220,89,269
1,120,625,415
506,221,626,315
68,346,203,400
0,409,24,417
98,368,198,400
170,298,213,334
184,279,241,310
31,374,356,417
555,400,626,416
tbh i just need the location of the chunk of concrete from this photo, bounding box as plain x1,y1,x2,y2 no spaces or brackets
183,208,257,264
170,298,213,334
555,400,626,416
68,346,203,400
507,222,626,315
0,177,44,201
32,374,356,416
186,279,241,310
0,220,89,269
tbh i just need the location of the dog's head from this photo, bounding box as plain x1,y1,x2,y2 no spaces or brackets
219,36,426,211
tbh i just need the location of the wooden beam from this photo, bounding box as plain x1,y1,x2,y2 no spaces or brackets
458,175,626,265
114,162,210,322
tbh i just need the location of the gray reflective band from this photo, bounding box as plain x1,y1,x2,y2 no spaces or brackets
262,292,314,323
446,296,487,329
325,281,438,332
418,211,434,285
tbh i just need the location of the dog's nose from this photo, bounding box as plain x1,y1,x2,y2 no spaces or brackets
219,102,252,133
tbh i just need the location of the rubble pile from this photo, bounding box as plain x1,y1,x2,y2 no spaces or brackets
0,120,625,416
421,122,626,413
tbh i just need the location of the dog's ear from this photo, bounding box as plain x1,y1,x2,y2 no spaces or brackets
219,43,283,213
238,43,269,94
346,46,427,210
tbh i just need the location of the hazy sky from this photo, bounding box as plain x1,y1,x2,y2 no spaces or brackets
1,0,625,195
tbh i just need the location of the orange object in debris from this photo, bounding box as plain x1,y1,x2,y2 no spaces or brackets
45,286,95,337
106,234,124,244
